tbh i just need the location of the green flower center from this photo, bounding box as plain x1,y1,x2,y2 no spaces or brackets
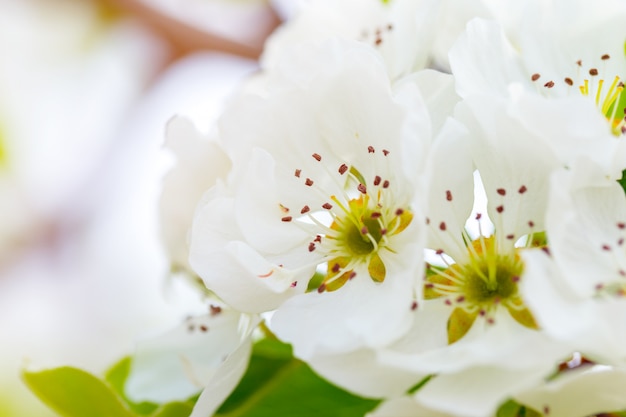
426,236,537,344
462,255,519,304
280,147,413,293
342,213,384,256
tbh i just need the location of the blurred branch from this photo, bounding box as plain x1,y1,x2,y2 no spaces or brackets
94,0,281,60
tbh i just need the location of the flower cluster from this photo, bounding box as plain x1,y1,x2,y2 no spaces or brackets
128,0,626,416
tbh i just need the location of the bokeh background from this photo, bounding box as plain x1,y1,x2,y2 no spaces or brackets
0,0,284,415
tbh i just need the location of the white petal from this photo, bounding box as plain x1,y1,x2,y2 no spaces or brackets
417,365,548,417
515,366,626,417
514,93,621,178
126,310,257,403
189,193,306,313
381,309,568,375
307,348,425,399
520,249,594,344
456,95,561,247
449,19,527,99
425,118,475,262
546,166,626,297
160,117,231,271
367,396,454,417
401,69,459,138
189,334,253,417
235,147,310,255
271,243,421,358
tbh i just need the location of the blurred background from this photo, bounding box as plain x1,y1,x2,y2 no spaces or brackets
0,0,286,415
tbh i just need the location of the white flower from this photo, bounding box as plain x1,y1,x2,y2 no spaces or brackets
189,39,445,358
126,305,259,415
449,13,626,178
261,0,442,81
282,109,569,415
521,158,626,366
368,111,571,416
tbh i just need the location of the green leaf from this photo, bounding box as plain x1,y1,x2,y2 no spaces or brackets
496,399,522,417
149,402,194,417
104,357,159,415
619,169,626,195
216,339,380,417
406,375,432,394
22,366,136,417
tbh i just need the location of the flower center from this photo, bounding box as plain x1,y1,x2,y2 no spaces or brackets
461,253,519,304
426,236,537,344
281,146,412,293
337,203,384,256
531,53,626,136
